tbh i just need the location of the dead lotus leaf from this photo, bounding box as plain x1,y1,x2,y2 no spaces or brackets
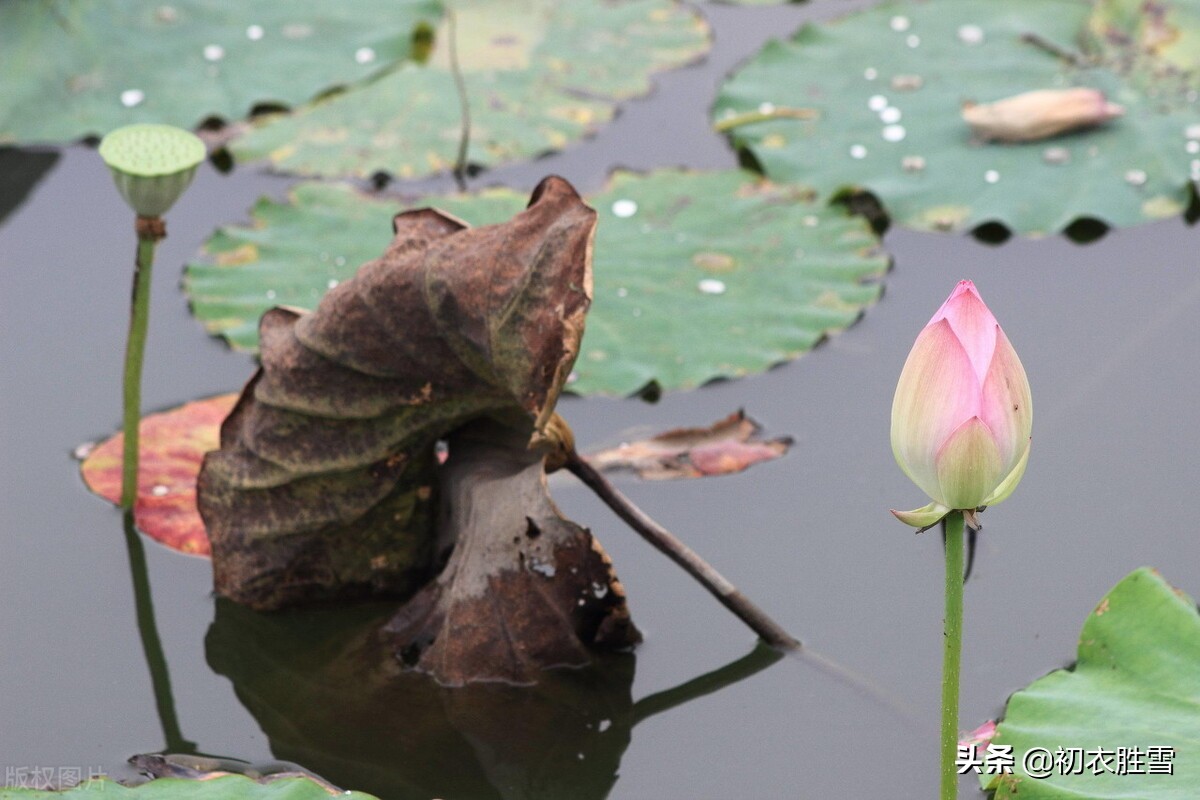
588,410,792,480
383,420,640,686
198,176,639,682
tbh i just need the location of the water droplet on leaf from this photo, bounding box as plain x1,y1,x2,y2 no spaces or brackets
957,24,984,45
1042,146,1070,164
611,199,638,218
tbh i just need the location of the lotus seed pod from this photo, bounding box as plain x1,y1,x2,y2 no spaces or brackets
99,124,206,217
961,88,1124,143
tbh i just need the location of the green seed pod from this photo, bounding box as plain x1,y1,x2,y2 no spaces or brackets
99,124,206,217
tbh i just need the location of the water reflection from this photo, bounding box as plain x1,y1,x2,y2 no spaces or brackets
206,599,781,800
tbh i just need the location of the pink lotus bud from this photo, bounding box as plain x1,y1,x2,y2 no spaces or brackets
962,88,1124,143
890,281,1031,528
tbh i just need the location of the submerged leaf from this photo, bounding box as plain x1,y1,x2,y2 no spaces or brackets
79,394,237,556
717,0,1200,235
983,568,1200,797
588,410,792,480
185,170,888,395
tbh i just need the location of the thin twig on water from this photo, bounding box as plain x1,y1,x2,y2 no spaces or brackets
565,450,800,650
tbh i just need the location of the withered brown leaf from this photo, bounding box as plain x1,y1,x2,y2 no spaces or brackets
199,177,639,681
588,410,792,480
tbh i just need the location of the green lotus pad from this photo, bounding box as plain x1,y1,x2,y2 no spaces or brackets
716,0,1200,235
230,0,711,178
983,568,1200,798
184,170,889,395
0,775,378,799
0,1,441,144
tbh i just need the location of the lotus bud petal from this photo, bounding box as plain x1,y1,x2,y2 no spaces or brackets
891,281,1031,525
99,124,206,217
961,88,1124,143
891,501,952,530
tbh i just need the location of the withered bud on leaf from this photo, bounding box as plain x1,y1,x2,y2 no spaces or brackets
962,88,1124,143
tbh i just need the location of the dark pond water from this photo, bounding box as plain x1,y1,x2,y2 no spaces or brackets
3,2,1200,798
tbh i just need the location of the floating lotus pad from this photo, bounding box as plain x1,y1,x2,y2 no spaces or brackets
0,1,441,143
983,568,1200,798
229,0,711,178
184,169,889,395
716,0,1200,235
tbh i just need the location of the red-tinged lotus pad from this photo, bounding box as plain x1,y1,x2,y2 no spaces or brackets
80,393,238,556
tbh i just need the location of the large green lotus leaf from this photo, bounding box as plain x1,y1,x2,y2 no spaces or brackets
983,568,1200,798
0,774,378,799
0,1,441,144
185,170,888,395
716,0,1200,236
229,0,711,179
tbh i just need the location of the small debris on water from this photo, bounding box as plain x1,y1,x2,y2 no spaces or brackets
890,15,911,32
1124,169,1147,186
850,144,868,159
984,169,1000,184
120,89,145,108
882,124,906,142
902,155,926,172
203,44,225,62
698,279,727,295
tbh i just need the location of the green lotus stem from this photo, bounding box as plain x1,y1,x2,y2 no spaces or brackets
99,123,204,508
940,511,965,800
121,222,160,508
713,107,818,133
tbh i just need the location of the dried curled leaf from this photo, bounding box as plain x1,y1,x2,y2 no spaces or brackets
588,410,792,480
201,176,639,683
962,88,1124,143
383,420,640,686
198,176,597,611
